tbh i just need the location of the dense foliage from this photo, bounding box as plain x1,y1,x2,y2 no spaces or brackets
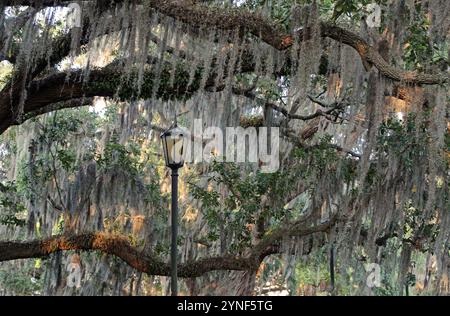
0,0,448,296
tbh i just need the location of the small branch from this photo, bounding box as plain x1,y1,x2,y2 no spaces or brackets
234,89,344,122
307,95,342,108
252,213,338,260
326,144,361,159
148,32,187,60
282,129,361,159
46,195,64,212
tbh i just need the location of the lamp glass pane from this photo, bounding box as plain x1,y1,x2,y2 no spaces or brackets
162,135,170,166
167,133,184,164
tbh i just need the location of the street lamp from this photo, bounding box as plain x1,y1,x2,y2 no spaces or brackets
160,120,185,296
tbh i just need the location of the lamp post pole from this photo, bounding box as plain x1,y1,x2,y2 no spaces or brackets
170,167,179,296
160,119,184,297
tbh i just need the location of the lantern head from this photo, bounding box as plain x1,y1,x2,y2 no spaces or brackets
161,123,186,169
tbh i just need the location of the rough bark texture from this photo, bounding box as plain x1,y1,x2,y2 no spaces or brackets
0,216,336,277
0,0,448,136
0,0,448,295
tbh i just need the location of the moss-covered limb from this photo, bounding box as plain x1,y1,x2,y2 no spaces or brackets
1,0,447,134
0,215,337,277
0,7,34,64
0,45,259,134
319,23,449,85
6,0,448,85
0,61,199,134
0,216,338,277
146,0,448,84
0,3,112,132
23,97,94,120
3,1,73,6
0,232,251,277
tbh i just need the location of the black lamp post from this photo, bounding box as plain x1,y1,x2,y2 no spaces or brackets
160,121,185,296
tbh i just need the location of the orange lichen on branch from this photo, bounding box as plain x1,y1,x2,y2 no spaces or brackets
0,214,337,278
280,35,294,49
385,96,409,113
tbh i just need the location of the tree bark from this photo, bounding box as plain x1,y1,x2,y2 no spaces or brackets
0,216,337,278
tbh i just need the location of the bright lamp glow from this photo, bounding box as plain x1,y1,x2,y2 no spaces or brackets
161,125,185,169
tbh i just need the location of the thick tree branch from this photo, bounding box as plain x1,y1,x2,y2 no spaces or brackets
0,232,254,277
0,215,337,277
4,1,74,6
0,45,259,134
0,61,203,133
147,0,448,84
5,0,447,85
1,0,447,135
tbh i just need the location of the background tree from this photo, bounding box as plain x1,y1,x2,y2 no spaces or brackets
0,0,448,295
